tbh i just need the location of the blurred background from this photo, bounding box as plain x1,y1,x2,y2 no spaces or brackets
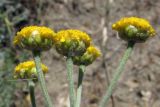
0,0,160,107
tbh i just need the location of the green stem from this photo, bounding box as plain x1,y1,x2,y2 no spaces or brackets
66,57,75,107
99,42,135,107
76,65,85,107
4,17,12,35
28,80,36,107
33,51,53,107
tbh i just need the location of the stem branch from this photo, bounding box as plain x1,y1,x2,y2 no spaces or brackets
75,65,85,107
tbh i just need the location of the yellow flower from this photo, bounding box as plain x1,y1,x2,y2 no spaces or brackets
73,45,101,66
112,17,156,42
14,60,48,79
53,29,91,57
13,26,56,51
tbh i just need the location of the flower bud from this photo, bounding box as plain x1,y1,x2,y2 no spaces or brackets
73,45,101,66
53,29,91,57
112,17,156,42
14,60,48,80
13,26,56,51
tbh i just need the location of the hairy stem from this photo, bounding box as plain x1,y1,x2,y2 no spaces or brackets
28,80,36,107
66,57,75,107
33,51,53,107
99,42,135,107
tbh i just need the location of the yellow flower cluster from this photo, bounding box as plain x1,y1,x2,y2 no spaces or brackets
112,17,156,42
53,29,91,56
13,26,56,51
14,60,48,79
87,46,101,57
73,45,101,66
54,29,91,45
112,17,155,36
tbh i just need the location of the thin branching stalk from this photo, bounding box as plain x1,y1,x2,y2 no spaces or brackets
28,80,36,107
66,57,75,107
33,51,53,107
101,0,115,106
4,17,12,35
76,65,85,107
99,42,135,107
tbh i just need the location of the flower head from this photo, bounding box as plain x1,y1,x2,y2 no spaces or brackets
14,60,48,79
13,26,56,51
73,45,101,66
112,17,156,42
53,29,91,57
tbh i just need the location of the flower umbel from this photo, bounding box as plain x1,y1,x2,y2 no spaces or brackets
53,29,91,57
14,60,48,79
73,45,101,66
112,17,156,42
13,26,56,51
